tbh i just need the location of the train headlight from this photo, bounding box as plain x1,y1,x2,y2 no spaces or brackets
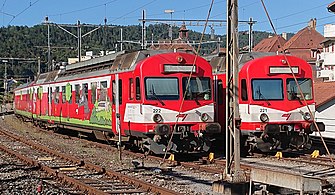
260,113,269,122
153,114,163,123
201,113,209,122
303,112,311,121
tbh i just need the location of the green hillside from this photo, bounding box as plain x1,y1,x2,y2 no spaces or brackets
0,23,277,84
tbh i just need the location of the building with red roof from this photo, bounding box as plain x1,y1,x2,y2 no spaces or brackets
282,19,324,65
253,35,287,52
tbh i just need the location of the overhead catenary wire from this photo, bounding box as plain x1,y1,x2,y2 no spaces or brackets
7,0,41,25
256,2,330,26
1,0,7,11
48,0,120,17
161,0,215,164
260,0,335,166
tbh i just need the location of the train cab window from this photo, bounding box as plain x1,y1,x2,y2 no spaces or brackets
241,79,248,101
54,87,60,104
75,84,80,103
145,77,179,100
182,77,211,100
135,77,141,100
286,78,313,100
91,82,97,103
252,79,283,100
62,86,66,103
129,78,134,100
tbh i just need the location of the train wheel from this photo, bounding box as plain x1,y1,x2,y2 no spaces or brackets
289,133,310,150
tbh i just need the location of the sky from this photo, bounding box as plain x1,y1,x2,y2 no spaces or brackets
1,0,335,36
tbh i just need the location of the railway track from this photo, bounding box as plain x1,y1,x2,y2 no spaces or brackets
0,127,178,195
14,115,335,178
4,115,335,194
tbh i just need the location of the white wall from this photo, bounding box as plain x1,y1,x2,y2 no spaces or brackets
314,102,335,138
320,52,335,66
324,24,335,38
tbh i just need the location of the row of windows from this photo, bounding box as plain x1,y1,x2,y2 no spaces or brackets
21,78,142,105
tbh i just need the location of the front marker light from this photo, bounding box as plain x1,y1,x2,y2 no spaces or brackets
153,114,163,123
260,113,269,122
303,112,311,121
201,113,209,122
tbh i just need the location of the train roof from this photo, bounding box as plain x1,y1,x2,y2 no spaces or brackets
15,81,34,90
19,49,195,86
210,52,277,73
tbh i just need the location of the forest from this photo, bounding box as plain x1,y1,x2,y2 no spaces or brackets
0,23,280,85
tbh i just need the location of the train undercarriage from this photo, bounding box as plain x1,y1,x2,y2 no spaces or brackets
245,131,312,153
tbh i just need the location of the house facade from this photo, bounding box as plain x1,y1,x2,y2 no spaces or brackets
316,24,335,81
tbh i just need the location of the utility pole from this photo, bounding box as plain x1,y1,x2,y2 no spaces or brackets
77,20,82,62
213,0,247,193
37,57,41,76
45,16,51,72
3,60,8,96
164,9,174,41
248,17,256,52
141,10,146,50
227,0,246,183
120,28,123,51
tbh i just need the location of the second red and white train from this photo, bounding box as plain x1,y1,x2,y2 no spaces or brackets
212,53,324,152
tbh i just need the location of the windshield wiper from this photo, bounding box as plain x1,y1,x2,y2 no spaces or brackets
150,85,165,106
256,87,271,106
290,88,303,105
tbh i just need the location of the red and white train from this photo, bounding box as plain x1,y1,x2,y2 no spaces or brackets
212,53,325,152
14,50,221,154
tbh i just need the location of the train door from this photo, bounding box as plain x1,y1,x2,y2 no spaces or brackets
48,86,52,117
112,74,121,136
215,76,226,130
32,87,36,117
37,86,43,117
